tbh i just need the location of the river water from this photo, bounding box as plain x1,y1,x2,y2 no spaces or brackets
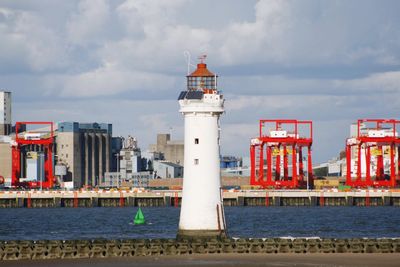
1,207,399,240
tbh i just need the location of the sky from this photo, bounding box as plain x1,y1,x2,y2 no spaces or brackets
1,0,400,164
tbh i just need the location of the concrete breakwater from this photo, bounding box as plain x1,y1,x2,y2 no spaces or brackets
1,238,400,260
1,190,400,208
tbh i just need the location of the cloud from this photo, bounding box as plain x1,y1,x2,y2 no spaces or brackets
66,0,112,46
216,0,400,67
336,71,400,93
218,0,291,65
139,113,171,134
96,25,212,73
221,69,400,100
0,7,68,72
43,63,177,97
116,0,185,34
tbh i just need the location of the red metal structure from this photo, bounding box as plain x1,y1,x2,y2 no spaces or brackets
12,122,55,188
250,119,313,189
346,119,400,188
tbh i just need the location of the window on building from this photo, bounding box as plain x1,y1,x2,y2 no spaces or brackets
194,159,199,165
194,138,199,144
66,154,68,158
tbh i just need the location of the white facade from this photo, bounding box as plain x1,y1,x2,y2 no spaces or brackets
119,148,142,179
0,91,11,124
178,89,226,238
153,160,183,178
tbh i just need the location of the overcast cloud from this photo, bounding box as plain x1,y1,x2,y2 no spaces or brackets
1,0,400,163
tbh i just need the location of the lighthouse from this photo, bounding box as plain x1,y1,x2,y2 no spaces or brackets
177,56,226,239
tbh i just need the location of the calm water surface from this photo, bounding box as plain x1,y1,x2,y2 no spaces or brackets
0,207,399,240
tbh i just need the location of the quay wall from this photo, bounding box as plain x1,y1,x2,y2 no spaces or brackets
1,238,400,260
1,190,400,208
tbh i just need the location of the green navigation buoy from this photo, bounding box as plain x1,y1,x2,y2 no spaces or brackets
134,207,145,225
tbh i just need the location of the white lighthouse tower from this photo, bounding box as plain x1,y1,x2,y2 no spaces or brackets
177,56,226,239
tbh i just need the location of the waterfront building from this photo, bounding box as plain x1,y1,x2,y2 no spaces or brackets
0,136,12,185
220,155,247,177
56,122,114,188
220,155,242,169
149,133,184,165
153,160,183,179
0,91,11,136
103,136,153,188
178,57,226,239
103,171,151,188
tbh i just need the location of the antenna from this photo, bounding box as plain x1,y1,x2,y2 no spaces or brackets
183,51,196,75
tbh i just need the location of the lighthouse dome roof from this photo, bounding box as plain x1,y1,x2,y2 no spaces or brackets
188,63,215,77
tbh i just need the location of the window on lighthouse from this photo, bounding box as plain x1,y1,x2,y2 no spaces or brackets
194,159,199,165
194,138,199,144
187,76,216,90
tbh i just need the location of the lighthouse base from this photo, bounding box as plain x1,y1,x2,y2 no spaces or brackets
177,229,227,241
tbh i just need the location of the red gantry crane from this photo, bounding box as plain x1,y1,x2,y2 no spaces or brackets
11,122,55,189
346,119,400,188
250,119,313,189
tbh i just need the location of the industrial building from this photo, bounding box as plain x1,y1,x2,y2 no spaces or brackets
220,156,242,169
118,136,144,178
153,160,183,179
220,156,248,178
149,134,184,165
0,91,11,136
0,136,12,186
103,135,153,187
56,122,115,188
313,157,346,178
103,171,152,188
